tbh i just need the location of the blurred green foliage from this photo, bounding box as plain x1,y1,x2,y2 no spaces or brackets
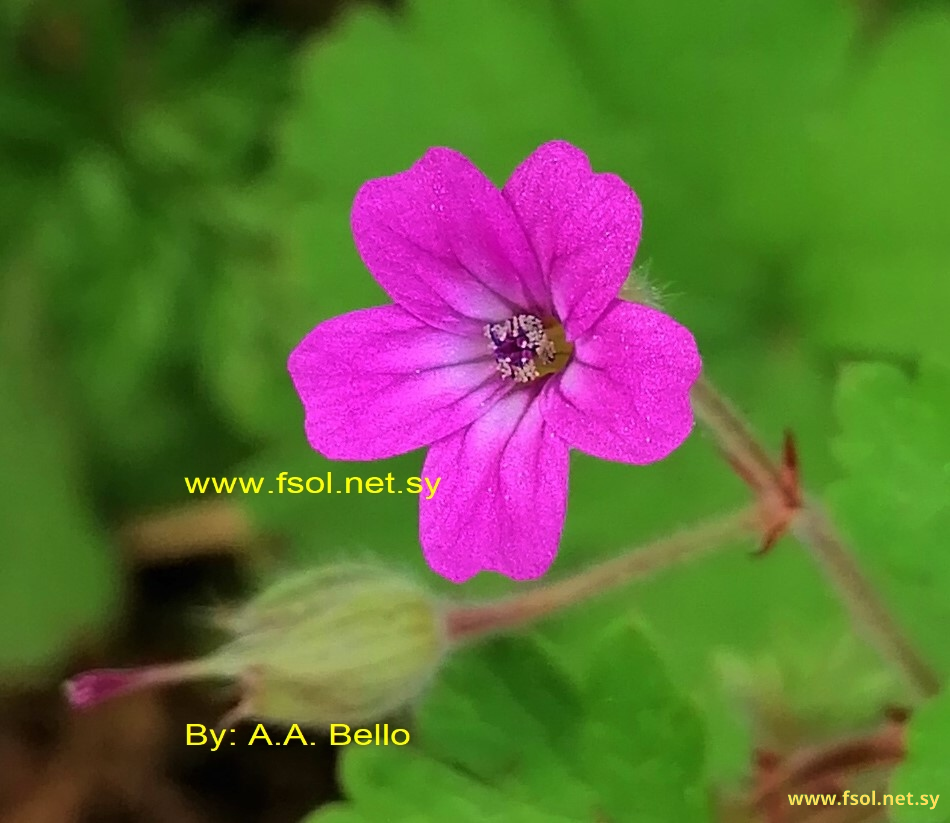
1,0,298,674
826,361,950,677
1,0,948,817
308,627,711,823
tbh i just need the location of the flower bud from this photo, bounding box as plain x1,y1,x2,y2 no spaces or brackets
64,562,448,730
222,562,449,727
620,261,666,308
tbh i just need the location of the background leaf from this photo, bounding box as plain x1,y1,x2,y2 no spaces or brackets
309,627,710,822
825,360,950,677
0,319,117,672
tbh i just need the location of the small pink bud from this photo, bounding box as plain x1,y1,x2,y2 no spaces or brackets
63,662,206,710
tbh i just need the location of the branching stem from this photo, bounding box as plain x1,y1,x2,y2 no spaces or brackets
690,374,941,699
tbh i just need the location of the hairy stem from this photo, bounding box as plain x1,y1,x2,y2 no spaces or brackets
691,374,941,699
446,507,756,643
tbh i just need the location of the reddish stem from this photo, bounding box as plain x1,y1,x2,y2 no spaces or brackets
690,374,940,699
446,508,755,643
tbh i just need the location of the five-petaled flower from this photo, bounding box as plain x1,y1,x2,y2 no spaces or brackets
288,141,701,583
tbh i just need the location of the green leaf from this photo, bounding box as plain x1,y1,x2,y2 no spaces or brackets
280,196,389,325
63,150,136,272
0,341,118,672
579,621,712,822
0,0,37,36
301,806,362,823
794,12,950,358
415,638,593,818
565,0,855,128
826,360,950,676
199,258,304,441
890,692,950,822
125,10,290,178
327,742,579,822
278,0,599,195
315,629,710,822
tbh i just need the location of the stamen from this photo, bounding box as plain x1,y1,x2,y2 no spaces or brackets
484,313,572,383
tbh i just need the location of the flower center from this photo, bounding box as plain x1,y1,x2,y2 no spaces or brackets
484,313,573,384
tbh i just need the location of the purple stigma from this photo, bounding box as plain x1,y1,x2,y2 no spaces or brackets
484,313,556,383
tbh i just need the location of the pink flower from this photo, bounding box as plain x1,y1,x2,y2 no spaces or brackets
288,141,701,583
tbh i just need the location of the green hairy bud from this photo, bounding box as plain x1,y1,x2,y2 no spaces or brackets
620,260,668,308
64,563,448,730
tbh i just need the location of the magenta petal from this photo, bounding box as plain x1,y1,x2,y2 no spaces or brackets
419,391,569,583
503,141,642,340
288,304,508,461
541,300,701,464
351,148,548,335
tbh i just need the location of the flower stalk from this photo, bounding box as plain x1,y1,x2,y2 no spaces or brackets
445,507,756,643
